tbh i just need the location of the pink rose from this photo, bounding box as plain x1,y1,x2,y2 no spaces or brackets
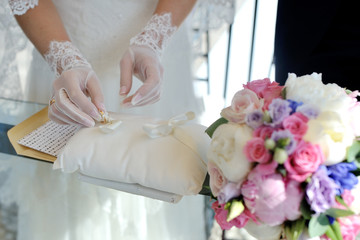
284,140,325,182
211,201,255,230
243,78,284,110
241,166,302,226
221,89,263,124
243,78,272,98
323,192,360,240
261,82,284,109
208,161,228,197
282,112,309,141
254,126,275,140
338,215,360,240
244,137,271,163
341,190,355,206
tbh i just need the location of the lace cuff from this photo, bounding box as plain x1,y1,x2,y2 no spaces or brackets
44,41,91,78
8,0,39,15
130,13,177,57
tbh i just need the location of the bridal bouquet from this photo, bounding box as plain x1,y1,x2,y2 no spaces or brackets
206,73,360,240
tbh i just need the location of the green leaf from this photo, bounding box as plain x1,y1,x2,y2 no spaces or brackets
335,196,351,210
351,169,360,176
285,218,305,240
281,87,287,99
325,208,354,218
308,213,330,238
300,199,312,220
224,201,231,211
205,117,228,138
226,200,244,222
277,137,291,148
346,141,360,163
325,220,343,240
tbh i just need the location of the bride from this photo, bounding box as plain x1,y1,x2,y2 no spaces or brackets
0,0,206,239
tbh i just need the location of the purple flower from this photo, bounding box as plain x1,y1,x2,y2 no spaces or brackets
246,110,264,129
296,104,319,119
306,166,338,213
217,182,242,204
287,99,303,114
270,129,296,154
327,162,359,195
267,98,292,127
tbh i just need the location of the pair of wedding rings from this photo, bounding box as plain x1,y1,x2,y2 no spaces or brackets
49,98,55,106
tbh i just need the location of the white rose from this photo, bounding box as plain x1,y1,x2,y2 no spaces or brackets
285,73,353,121
285,72,325,105
207,123,253,183
244,220,282,240
350,103,360,137
303,111,355,165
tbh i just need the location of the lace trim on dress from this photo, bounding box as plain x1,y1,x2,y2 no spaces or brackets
130,13,177,57
0,2,30,100
8,0,39,15
44,41,91,78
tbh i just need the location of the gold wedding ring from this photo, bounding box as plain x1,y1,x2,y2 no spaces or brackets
99,110,111,124
49,98,55,106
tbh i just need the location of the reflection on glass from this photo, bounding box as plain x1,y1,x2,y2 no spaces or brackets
0,97,46,125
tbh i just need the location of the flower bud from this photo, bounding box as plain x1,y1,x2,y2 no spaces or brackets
274,148,288,164
263,110,272,123
265,138,276,150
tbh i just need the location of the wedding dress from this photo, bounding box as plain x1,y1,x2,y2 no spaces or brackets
0,0,206,239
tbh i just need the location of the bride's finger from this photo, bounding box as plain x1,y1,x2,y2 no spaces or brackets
49,103,78,125
54,89,95,127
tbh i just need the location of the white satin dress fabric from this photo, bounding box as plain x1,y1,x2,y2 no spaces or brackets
0,0,206,239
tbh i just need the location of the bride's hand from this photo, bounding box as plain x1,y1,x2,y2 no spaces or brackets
9,1,104,127
45,41,106,127
119,13,177,107
120,45,163,107
49,67,105,127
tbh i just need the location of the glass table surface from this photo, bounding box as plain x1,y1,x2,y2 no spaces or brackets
0,97,47,160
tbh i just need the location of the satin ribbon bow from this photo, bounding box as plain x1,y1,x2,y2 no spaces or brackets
143,112,195,138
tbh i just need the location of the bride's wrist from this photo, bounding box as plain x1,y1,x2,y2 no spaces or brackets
130,12,177,57
44,41,91,78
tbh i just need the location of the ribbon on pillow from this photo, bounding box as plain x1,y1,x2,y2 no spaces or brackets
143,111,195,138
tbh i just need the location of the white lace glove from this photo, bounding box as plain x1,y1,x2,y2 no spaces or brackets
8,0,39,15
45,41,105,127
120,13,177,107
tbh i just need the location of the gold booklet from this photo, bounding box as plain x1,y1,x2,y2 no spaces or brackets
7,107,57,163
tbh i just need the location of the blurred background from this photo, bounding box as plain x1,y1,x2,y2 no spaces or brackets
191,0,278,126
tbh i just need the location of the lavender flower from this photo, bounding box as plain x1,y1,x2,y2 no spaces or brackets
270,129,296,154
246,110,264,129
217,182,242,204
287,99,303,114
267,98,292,127
327,162,359,195
296,104,319,119
306,166,338,213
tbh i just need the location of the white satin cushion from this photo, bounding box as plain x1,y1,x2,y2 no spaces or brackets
54,113,210,196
